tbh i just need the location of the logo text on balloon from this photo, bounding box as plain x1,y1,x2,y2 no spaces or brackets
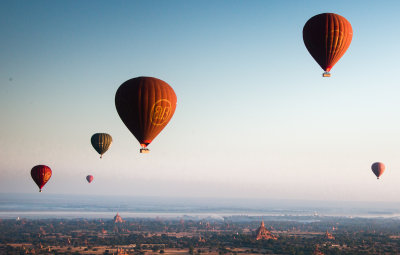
150,99,172,126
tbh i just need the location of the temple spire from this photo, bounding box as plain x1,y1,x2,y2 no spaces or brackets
255,220,277,240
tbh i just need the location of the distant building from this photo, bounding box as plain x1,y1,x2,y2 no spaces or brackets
325,230,335,240
313,245,324,255
114,248,129,255
114,213,124,223
255,220,277,240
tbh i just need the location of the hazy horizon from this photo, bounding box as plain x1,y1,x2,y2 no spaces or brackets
2,193,400,220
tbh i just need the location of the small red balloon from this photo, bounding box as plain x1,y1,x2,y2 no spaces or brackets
31,165,52,192
86,175,94,183
371,162,385,179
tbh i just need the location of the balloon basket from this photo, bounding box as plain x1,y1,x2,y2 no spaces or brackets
322,72,331,77
140,148,150,153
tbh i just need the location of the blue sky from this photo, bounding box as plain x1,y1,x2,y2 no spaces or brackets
1,0,400,201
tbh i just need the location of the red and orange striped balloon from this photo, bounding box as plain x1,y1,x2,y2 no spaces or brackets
31,165,52,192
115,77,177,153
303,13,353,76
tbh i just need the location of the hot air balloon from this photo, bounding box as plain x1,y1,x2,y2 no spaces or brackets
86,175,94,183
91,133,112,158
371,162,385,179
303,13,353,77
115,76,177,153
31,165,52,192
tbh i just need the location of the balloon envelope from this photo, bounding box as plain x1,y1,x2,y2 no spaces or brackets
91,133,112,158
371,162,385,179
303,13,353,75
86,175,94,183
31,165,52,192
115,77,177,152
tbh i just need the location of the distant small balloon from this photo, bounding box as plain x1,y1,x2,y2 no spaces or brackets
86,175,94,183
31,165,52,192
371,162,385,179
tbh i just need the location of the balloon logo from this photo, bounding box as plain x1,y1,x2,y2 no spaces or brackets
86,175,94,183
115,77,177,153
91,133,112,158
303,13,353,77
31,165,52,192
371,162,385,180
150,99,172,126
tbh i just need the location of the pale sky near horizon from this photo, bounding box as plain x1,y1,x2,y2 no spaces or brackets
1,0,400,201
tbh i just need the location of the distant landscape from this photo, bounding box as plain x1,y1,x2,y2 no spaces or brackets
3,201,400,254
2,194,400,254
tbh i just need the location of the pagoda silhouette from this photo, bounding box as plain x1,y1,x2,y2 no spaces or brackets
324,230,335,240
255,220,277,240
114,213,124,223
